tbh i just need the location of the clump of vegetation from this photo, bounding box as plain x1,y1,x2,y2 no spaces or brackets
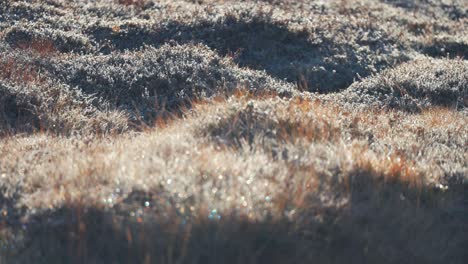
46,44,295,123
5,24,92,54
0,79,129,135
331,57,468,112
0,50,128,135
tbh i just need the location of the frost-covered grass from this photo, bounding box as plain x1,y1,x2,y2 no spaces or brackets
327,57,468,112
0,0,467,263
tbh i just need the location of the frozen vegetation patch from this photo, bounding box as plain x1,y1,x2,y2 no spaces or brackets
330,57,468,112
381,0,467,21
0,79,128,135
422,35,468,58
84,1,409,92
5,24,93,54
46,44,295,121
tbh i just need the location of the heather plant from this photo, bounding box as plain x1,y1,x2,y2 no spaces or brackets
5,24,93,54
329,57,468,112
0,48,128,135
0,79,129,135
45,44,295,122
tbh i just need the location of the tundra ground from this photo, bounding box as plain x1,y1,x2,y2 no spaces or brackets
0,0,467,263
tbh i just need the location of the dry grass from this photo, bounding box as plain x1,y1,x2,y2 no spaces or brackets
13,38,57,57
1,95,466,263
0,0,467,263
0,58,41,84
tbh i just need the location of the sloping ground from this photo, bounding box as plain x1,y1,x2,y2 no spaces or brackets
326,57,468,112
0,0,467,263
0,97,466,263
